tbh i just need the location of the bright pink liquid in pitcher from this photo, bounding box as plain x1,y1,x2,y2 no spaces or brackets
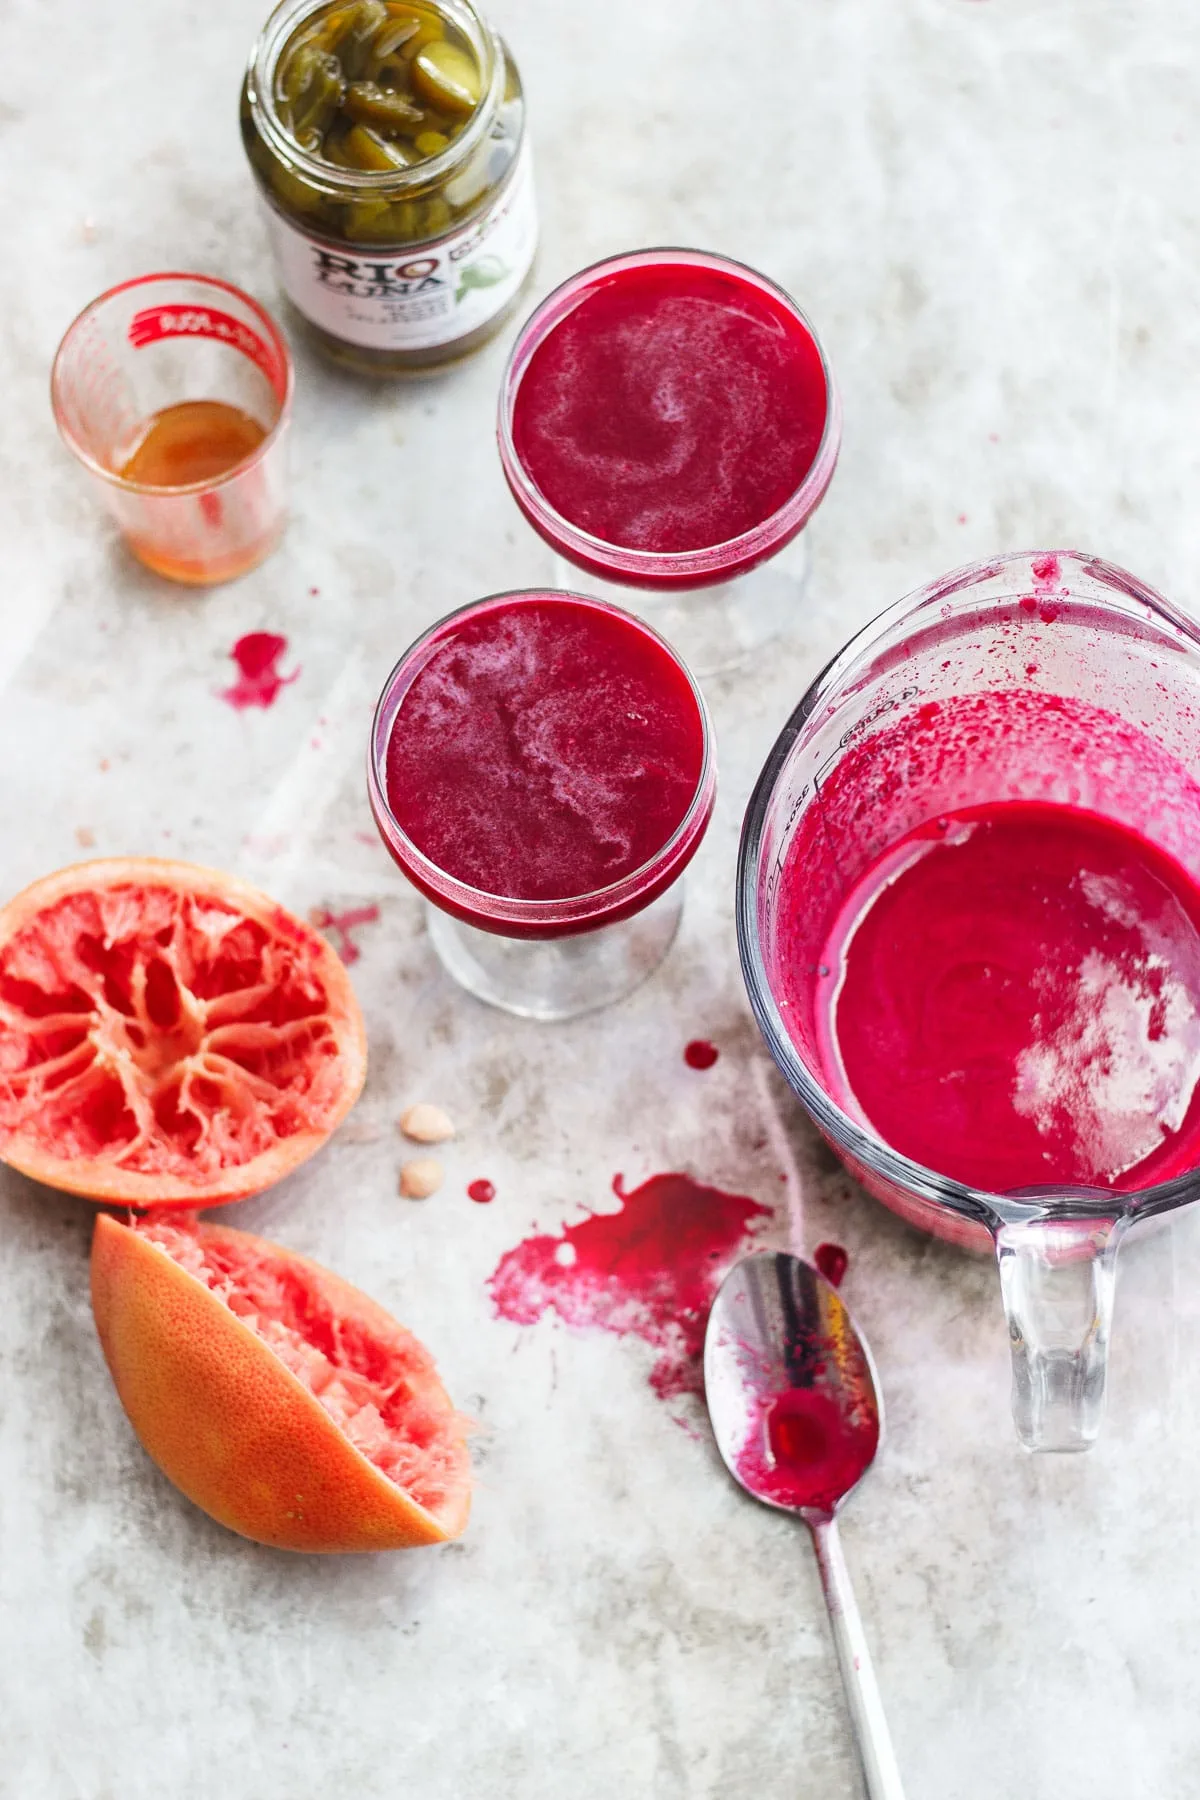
769,683,1200,1204
384,597,705,900
510,262,828,554
811,801,1200,1193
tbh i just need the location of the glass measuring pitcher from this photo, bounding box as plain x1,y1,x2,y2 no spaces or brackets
737,550,1200,1451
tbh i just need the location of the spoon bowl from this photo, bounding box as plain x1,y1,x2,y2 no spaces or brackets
705,1250,882,1518
705,1252,905,1799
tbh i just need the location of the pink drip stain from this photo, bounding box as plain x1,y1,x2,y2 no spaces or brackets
221,632,299,710
684,1038,719,1070
1028,555,1064,620
468,1179,496,1204
813,1241,849,1287
488,1172,772,1401
309,902,380,965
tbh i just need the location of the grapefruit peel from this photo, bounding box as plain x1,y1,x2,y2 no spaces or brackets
0,859,367,1206
91,1212,471,1552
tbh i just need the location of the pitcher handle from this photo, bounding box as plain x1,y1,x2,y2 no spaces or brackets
995,1214,1128,1452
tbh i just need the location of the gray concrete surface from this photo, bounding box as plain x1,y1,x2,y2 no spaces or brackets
3,1,1200,1795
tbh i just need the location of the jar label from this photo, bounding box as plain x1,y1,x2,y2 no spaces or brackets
263,146,537,352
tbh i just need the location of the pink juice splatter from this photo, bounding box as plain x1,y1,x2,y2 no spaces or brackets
684,1039,719,1070
309,902,379,965
221,632,299,710
488,1172,772,1401
813,1242,849,1288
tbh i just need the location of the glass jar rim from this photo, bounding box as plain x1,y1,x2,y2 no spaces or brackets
735,547,1200,1231
49,270,294,496
497,247,843,587
368,587,718,931
246,0,504,198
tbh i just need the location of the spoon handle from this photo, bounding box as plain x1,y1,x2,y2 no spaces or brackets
809,1515,906,1800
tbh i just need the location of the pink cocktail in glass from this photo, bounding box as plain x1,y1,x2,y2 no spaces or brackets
498,250,841,677
368,589,715,1017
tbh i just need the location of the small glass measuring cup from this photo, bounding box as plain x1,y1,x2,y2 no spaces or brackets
51,272,293,585
738,550,1200,1451
497,249,841,679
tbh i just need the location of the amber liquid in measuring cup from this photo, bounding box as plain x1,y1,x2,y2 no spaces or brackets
119,402,266,489
115,402,273,584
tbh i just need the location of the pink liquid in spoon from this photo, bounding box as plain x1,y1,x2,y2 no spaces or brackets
735,1386,879,1515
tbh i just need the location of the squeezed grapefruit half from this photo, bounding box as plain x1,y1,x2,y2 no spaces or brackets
0,859,366,1206
92,1213,471,1551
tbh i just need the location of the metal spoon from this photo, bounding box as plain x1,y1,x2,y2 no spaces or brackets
704,1252,905,1800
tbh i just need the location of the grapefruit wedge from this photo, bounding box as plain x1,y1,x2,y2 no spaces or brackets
0,859,366,1206
91,1213,471,1551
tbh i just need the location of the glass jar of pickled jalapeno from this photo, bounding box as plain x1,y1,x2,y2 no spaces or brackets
241,0,536,373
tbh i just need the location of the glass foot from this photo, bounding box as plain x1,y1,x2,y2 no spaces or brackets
426,883,684,1019
554,533,810,679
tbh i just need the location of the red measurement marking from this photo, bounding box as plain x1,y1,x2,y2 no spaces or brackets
127,304,287,398
221,633,299,710
684,1039,719,1070
309,903,380,965
489,1171,771,1402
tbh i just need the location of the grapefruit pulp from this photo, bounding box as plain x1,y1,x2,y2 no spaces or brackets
0,859,366,1206
91,1213,471,1551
